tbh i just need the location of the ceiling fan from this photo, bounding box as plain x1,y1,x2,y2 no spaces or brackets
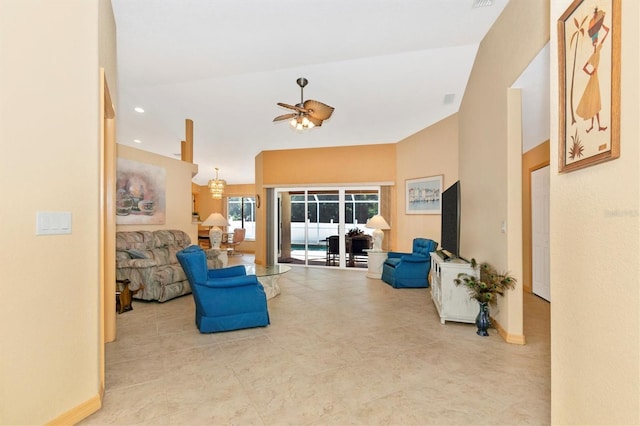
273,77,334,130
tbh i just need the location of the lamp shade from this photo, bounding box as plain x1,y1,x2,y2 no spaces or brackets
365,215,390,252
365,215,391,230
201,213,229,227
201,213,229,250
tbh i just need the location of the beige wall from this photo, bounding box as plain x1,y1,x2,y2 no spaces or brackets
395,114,459,253
0,1,115,424
458,0,550,340
550,0,640,423
116,144,199,244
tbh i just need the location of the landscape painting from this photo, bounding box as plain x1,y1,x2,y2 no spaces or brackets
406,175,443,215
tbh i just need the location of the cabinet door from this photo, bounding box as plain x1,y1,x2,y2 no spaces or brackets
440,262,478,323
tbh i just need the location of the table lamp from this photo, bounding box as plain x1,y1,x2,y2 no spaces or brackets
201,213,229,249
365,215,391,252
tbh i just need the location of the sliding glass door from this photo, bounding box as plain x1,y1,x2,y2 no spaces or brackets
275,187,379,268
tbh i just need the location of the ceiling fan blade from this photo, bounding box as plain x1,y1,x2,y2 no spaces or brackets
303,100,334,121
306,116,323,127
277,102,308,113
273,113,297,122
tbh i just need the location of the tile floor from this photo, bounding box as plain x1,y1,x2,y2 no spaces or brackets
81,255,550,425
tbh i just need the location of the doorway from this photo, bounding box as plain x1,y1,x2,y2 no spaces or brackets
531,165,550,301
274,187,380,268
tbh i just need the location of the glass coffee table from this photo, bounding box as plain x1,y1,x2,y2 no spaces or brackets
244,264,291,300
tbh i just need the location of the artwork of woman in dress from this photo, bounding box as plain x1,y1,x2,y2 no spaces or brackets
559,0,619,172
575,7,609,133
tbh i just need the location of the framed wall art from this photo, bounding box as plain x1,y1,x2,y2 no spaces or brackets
558,0,620,173
116,158,166,225
405,175,443,215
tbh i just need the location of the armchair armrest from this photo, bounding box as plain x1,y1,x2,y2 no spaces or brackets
198,275,261,289
207,265,247,279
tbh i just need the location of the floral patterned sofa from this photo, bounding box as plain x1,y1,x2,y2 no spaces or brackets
115,230,203,302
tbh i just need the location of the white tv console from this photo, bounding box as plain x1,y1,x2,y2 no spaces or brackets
430,251,479,324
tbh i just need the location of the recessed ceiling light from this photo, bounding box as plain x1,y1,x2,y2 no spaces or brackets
133,139,142,144
134,107,145,113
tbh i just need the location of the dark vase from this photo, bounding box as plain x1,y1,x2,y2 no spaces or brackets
476,301,491,336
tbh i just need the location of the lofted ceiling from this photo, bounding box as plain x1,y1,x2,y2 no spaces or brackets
111,0,509,185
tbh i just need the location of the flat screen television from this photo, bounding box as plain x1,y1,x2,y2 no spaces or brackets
440,180,460,259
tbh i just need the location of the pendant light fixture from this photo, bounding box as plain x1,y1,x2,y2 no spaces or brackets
208,168,225,199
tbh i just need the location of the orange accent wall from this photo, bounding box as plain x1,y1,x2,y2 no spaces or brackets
260,144,396,185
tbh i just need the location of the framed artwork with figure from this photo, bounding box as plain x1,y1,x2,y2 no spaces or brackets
558,0,620,173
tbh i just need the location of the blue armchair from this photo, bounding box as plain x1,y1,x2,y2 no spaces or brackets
176,245,270,333
381,238,438,288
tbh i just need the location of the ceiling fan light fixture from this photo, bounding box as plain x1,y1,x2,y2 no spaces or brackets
274,77,334,130
289,114,316,131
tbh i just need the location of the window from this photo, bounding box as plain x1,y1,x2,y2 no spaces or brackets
226,196,256,239
345,191,379,226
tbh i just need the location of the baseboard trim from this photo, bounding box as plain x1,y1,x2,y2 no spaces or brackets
46,388,103,426
492,317,527,345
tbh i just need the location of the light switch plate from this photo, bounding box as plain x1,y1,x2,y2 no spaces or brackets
36,211,72,235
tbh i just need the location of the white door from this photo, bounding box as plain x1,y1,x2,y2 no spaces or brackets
531,165,550,301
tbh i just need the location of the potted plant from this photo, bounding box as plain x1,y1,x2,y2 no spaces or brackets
347,227,364,237
454,260,516,336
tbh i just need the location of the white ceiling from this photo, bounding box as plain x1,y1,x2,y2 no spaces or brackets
111,0,509,185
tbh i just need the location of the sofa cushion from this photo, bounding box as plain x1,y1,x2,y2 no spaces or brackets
147,247,172,266
154,230,191,249
126,249,150,259
154,264,187,286
116,231,155,251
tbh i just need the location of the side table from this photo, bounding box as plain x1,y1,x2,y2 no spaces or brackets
365,249,387,279
205,248,228,268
